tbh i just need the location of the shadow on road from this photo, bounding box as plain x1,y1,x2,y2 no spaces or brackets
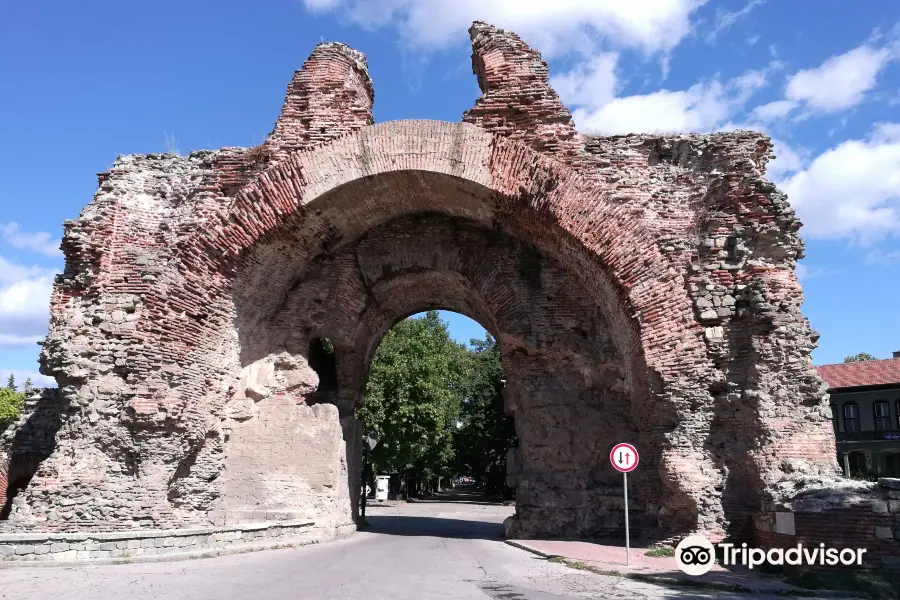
366,514,505,540
363,486,509,540
401,488,512,507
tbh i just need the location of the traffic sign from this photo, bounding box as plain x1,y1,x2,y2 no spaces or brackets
610,443,639,473
609,442,639,567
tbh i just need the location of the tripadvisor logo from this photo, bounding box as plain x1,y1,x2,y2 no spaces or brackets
675,535,716,576
674,535,868,576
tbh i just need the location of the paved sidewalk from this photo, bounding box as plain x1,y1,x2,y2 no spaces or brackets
506,539,832,596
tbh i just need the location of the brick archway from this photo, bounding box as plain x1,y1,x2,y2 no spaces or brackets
4,22,839,547
176,123,714,538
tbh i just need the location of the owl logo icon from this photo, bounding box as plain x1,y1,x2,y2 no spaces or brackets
675,535,716,576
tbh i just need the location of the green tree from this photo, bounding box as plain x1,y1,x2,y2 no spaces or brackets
22,378,33,397
357,311,469,496
452,333,516,498
0,386,24,430
5,374,14,390
844,352,877,363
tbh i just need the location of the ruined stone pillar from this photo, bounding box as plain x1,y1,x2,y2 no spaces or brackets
3,42,376,533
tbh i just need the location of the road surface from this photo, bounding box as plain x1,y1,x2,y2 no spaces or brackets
4,491,800,599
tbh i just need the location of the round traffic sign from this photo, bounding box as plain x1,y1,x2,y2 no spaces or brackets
610,443,639,472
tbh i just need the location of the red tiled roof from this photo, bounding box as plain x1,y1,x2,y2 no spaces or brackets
815,358,900,389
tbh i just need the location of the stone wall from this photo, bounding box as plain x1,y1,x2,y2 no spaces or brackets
0,519,354,563
0,389,65,518
217,399,351,526
755,478,900,572
0,20,843,552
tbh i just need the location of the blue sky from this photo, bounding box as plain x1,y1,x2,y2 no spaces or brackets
2,1,899,386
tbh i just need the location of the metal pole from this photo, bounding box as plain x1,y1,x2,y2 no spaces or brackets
623,471,630,567
361,444,368,526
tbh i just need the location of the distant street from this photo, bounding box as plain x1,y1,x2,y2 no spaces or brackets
5,490,799,600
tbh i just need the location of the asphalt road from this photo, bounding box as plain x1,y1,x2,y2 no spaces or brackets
4,493,799,600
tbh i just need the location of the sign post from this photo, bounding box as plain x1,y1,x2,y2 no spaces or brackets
610,442,639,567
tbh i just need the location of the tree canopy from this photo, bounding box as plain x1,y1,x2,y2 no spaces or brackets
844,352,877,363
0,374,25,431
357,311,469,484
356,312,516,498
452,333,516,497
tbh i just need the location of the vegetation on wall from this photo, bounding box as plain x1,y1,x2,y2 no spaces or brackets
0,375,28,431
843,352,877,363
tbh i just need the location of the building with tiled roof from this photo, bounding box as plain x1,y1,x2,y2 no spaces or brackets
815,351,900,479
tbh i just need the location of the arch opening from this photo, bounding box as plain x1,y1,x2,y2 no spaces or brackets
13,122,723,539
218,197,669,539
354,311,514,509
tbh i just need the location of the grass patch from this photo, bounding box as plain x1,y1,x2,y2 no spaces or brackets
565,560,595,571
645,545,675,558
787,570,900,599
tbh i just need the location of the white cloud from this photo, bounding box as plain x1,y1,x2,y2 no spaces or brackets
729,68,768,103
303,0,706,56
555,52,782,135
0,222,61,258
304,0,340,9
795,263,844,281
549,53,618,107
767,137,803,178
751,99,798,122
865,249,900,265
0,255,54,286
562,63,772,135
785,45,893,112
704,0,765,43
0,256,56,349
873,122,900,143
571,82,731,134
0,369,55,390
779,124,900,241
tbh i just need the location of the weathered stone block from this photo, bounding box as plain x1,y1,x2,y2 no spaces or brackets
51,550,78,561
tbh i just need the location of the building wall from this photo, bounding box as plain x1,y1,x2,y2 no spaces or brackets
831,386,900,433
830,385,900,478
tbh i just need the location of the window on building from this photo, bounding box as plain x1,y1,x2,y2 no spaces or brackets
843,403,860,432
874,401,890,431
897,400,900,430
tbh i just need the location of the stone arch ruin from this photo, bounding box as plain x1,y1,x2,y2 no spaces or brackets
1,22,841,544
